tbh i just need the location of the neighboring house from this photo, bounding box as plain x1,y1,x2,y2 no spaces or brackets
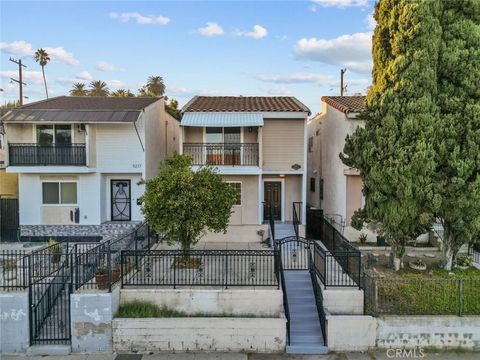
0,96,179,236
0,131,19,197
181,96,310,242
307,96,366,229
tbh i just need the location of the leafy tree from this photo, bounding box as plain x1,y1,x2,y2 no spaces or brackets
140,154,237,258
434,0,480,270
34,48,50,98
88,80,109,96
165,98,181,120
145,75,165,97
341,0,442,270
69,83,88,96
111,89,135,97
0,100,19,115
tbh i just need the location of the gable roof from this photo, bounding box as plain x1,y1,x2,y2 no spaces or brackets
182,96,311,114
321,96,366,114
1,96,161,123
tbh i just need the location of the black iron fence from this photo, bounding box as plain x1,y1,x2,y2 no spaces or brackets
121,249,280,288
263,202,276,246
0,250,29,291
0,197,19,242
292,202,302,239
363,273,480,316
9,143,86,166
183,143,259,166
468,244,480,265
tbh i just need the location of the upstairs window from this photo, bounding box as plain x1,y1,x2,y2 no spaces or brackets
37,125,72,146
310,178,316,192
205,127,241,143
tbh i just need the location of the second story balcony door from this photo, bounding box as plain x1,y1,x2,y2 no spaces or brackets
205,127,241,166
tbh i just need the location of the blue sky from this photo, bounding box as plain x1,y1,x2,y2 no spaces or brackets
0,0,375,115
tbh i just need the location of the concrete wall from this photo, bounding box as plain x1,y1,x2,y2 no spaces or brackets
70,286,120,353
200,224,268,243
376,316,480,351
113,317,286,353
321,287,364,315
326,314,376,351
0,291,29,354
120,288,283,317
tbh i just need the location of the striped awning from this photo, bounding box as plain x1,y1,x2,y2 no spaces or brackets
181,112,263,127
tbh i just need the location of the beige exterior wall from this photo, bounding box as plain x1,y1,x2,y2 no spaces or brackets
307,113,322,208
183,127,203,143
223,175,258,225
262,119,304,171
4,123,34,143
0,169,18,196
346,174,362,226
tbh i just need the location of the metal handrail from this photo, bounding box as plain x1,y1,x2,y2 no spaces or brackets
183,142,259,166
292,202,302,239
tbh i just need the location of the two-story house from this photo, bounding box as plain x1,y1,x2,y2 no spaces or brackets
181,96,310,242
0,96,179,238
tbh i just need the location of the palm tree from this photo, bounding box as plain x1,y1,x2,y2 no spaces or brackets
34,48,50,98
69,83,88,96
88,80,109,96
111,89,134,97
145,76,165,97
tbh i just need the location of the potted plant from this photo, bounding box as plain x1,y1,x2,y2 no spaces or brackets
3,261,17,281
358,233,368,245
47,239,62,263
95,266,110,290
455,256,473,270
409,258,427,271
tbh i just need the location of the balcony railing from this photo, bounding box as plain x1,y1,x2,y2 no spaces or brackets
9,143,87,166
183,143,259,166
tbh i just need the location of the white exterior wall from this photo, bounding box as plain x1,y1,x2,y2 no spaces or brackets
320,104,365,223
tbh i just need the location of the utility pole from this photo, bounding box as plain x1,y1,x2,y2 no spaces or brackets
340,68,347,96
9,58,27,106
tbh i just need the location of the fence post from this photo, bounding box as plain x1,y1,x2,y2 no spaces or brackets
373,277,378,317
107,243,112,292
120,251,124,289
225,252,229,289
173,253,176,289
457,279,463,317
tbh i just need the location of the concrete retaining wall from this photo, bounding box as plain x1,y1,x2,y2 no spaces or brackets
113,317,286,353
70,285,120,353
326,314,376,351
321,287,364,315
120,288,283,317
0,291,29,354
376,316,480,351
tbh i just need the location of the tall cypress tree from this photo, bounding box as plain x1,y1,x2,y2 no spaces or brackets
341,0,442,270
435,0,480,270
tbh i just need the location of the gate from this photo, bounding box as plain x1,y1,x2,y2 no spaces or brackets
306,208,323,239
0,198,19,241
29,242,72,345
274,236,311,270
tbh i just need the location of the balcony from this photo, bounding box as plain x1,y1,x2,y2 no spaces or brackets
183,143,259,166
9,143,87,166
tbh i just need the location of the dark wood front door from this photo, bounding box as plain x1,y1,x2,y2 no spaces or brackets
264,181,282,221
111,180,131,221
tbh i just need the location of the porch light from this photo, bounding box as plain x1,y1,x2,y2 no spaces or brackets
279,174,285,178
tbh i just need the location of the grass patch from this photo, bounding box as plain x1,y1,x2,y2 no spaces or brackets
116,300,258,318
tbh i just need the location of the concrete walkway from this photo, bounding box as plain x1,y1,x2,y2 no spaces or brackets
2,350,478,360
274,222,296,240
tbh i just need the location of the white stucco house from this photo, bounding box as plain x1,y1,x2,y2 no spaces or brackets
0,96,180,238
307,96,366,233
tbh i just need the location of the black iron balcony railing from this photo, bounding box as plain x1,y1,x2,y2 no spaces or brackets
9,143,87,166
183,143,259,166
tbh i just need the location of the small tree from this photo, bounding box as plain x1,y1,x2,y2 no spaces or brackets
140,154,237,258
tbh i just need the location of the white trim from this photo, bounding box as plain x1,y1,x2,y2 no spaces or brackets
261,112,309,119
257,175,262,225
226,181,242,206
41,180,78,206
262,178,285,223
262,170,304,175
302,118,308,225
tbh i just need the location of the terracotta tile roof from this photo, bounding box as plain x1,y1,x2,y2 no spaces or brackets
321,96,366,114
182,96,310,114
20,96,161,110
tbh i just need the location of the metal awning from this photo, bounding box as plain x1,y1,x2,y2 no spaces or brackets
1,109,142,123
181,112,263,127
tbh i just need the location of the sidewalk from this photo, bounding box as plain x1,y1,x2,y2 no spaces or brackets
1,350,479,360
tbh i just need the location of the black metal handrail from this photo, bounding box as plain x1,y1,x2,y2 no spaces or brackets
183,142,259,166
293,202,302,239
309,253,327,346
263,202,275,246
279,255,290,345
9,143,86,166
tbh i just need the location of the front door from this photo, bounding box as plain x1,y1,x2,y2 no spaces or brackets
264,181,282,221
111,180,131,221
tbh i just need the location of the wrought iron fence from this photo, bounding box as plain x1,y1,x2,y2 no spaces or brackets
363,273,480,316
309,259,327,345
121,249,280,289
0,250,29,291
292,202,302,239
468,244,480,265
183,143,259,166
9,143,87,166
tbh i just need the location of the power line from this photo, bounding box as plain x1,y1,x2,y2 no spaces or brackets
9,58,27,106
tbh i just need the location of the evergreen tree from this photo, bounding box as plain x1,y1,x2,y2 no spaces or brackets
341,0,442,270
435,0,480,270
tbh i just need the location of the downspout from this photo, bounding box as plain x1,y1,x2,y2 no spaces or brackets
134,113,145,152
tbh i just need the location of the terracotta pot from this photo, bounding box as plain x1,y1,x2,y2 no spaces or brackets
95,273,109,290
112,269,120,282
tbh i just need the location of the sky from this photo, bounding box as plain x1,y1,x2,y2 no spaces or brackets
0,0,375,115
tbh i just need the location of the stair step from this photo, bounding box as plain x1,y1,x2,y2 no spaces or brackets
286,345,329,355
290,334,324,344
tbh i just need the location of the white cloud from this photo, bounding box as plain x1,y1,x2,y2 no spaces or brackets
0,40,34,56
0,70,45,84
236,25,268,39
309,4,318,12
312,0,368,8
261,86,292,95
75,71,92,81
95,61,126,72
257,72,336,86
42,46,80,66
106,79,125,90
197,22,224,37
294,32,372,73
109,12,170,25
365,12,376,30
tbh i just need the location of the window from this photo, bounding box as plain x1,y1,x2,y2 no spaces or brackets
319,178,324,201
37,125,72,145
308,136,314,152
205,127,241,143
42,182,77,204
227,182,242,206
310,178,316,192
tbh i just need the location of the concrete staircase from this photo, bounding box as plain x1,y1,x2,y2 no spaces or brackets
284,271,328,354
274,222,296,240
